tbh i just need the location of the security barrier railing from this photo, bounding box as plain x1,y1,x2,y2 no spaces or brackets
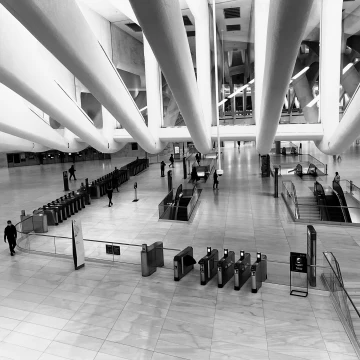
322,252,360,356
15,219,180,269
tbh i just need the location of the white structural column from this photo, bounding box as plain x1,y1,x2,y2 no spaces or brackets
110,0,165,149
144,39,164,145
1,0,162,154
315,0,343,154
187,0,213,126
292,60,318,124
0,132,48,153
256,0,314,154
341,56,360,98
254,0,270,128
0,6,109,152
0,85,80,152
129,0,212,154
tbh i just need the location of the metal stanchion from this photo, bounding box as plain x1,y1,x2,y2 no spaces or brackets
133,182,139,202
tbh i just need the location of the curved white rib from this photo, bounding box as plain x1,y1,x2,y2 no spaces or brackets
0,6,110,153
129,0,212,153
0,84,78,152
0,132,48,153
1,0,162,153
256,0,314,154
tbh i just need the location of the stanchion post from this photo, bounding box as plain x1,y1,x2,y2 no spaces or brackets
274,166,279,198
133,182,139,202
63,171,69,191
183,157,187,179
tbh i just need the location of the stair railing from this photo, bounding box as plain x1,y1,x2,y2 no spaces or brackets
333,189,348,223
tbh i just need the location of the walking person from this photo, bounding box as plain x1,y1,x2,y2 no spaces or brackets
160,161,166,177
334,172,340,184
113,167,119,192
169,154,174,168
4,220,17,256
191,167,200,183
195,153,201,165
213,170,219,190
106,184,113,207
69,165,77,180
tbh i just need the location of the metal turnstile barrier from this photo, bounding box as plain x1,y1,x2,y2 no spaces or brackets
217,249,235,288
198,247,218,285
251,252,267,293
234,251,251,291
174,246,195,281
141,242,164,277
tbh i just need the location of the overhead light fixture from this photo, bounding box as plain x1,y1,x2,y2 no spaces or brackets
306,95,320,107
227,79,255,98
218,99,228,107
290,66,310,83
343,63,354,75
139,106,147,112
228,84,249,98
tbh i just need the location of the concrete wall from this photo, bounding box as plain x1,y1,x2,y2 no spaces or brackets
111,24,145,77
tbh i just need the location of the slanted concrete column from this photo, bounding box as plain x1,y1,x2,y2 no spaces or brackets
1,0,161,153
292,60,318,123
130,0,212,153
255,0,314,155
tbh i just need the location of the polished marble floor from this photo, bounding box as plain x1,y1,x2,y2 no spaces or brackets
0,142,360,359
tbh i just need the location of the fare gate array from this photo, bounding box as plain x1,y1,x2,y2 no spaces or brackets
141,245,268,294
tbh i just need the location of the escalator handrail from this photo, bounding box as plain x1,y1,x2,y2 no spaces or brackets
333,181,352,223
314,181,330,220
332,189,348,223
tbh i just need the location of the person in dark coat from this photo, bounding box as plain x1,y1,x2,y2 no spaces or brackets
160,161,166,177
213,170,219,189
191,167,200,183
195,153,200,165
69,165,77,180
169,154,174,168
113,167,119,192
4,220,17,256
106,185,113,207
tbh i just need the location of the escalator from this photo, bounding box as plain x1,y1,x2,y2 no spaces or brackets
332,181,352,223
313,181,351,223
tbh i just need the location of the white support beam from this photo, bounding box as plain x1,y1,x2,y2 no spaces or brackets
255,0,314,154
1,0,162,153
187,0,213,126
129,0,212,153
0,6,110,152
0,85,84,152
315,0,343,154
0,132,48,153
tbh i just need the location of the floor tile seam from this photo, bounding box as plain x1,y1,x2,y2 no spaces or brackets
313,300,355,357
52,329,107,354
152,282,182,355
2,328,53,353
158,326,212,347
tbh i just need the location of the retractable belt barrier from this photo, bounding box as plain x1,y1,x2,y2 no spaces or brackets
217,249,235,288
198,247,218,285
141,242,164,277
174,246,195,281
251,252,268,293
234,251,251,291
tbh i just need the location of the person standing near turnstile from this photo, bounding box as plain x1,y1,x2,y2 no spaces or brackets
69,165,77,180
160,161,166,177
113,167,120,192
106,185,113,207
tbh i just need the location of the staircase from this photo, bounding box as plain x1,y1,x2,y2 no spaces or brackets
344,283,360,338
297,196,321,220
